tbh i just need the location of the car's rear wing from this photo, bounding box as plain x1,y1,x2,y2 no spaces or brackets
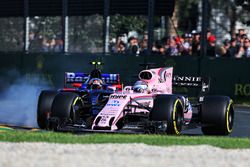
172,75,210,93
64,72,121,85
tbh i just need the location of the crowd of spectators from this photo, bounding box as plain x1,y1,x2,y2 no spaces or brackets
109,28,250,58
218,29,250,58
27,28,250,58
29,32,63,52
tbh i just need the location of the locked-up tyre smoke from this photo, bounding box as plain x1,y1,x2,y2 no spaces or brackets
150,95,184,135
201,95,234,135
37,90,58,129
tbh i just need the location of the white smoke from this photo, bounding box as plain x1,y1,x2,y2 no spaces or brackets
0,70,53,128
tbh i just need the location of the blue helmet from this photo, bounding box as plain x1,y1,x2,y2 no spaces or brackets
88,78,103,90
133,81,148,93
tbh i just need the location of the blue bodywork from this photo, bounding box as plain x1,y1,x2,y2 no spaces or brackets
88,89,113,116
64,71,121,116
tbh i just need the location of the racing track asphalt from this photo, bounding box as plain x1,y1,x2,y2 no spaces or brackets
0,106,249,137
182,106,250,137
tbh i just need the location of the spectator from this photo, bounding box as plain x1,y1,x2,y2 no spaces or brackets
49,38,56,51
152,40,165,55
28,34,43,52
110,36,126,54
191,31,200,56
139,39,148,55
181,33,192,55
228,38,238,57
42,37,49,52
207,29,212,40
143,31,148,41
244,38,250,58
54,38,63,52
117,41,126,54
207,35,216,57
236,33,243,47
165,38,179,56
235,45,245,58
218,39,231,57
238,28,246,37
126,36,140,56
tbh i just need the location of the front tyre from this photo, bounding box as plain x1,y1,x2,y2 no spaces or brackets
150,95,184,135
37,90,58,129
201,96,234,135
51,92,83,128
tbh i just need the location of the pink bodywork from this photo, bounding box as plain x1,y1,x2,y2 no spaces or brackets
92,67,192,130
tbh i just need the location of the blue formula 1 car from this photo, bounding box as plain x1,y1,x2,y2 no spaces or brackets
37,62,122,129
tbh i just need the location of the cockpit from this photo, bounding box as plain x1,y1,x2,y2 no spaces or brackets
133,80,148,93
88,78,103,90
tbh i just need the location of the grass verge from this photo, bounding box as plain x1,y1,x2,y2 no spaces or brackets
0,130,250,149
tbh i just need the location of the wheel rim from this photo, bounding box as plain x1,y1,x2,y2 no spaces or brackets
226,100,234,133
70,97,83,123
172,99,183,134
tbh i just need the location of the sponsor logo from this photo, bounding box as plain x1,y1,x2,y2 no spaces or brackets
110,94,127,99
159,68,172,82
66,73,119,84
102,74,118,84
106,100,120,107
173,76,202,82
235,84,250,96
164,72,172,79
66,73,88,83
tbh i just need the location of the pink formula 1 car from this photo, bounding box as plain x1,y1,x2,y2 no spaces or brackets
38,67,234,135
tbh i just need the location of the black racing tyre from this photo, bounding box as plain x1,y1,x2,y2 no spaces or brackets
201,95,234,135
150,95,184,135
51,92,83,126
37,90,58,129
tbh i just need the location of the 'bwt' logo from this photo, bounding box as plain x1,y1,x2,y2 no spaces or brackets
107,100,120,107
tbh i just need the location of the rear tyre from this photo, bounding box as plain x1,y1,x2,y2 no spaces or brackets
51,92,83,128
150,95,184,135
37,90,58,129
201,95,234,135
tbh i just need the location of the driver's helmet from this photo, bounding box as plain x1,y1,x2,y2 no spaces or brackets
133,80,148,93
88,78,103,90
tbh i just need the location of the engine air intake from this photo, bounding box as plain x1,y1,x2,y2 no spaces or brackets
139,71,153,80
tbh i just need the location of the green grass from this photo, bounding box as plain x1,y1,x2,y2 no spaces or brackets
0,130,250,149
